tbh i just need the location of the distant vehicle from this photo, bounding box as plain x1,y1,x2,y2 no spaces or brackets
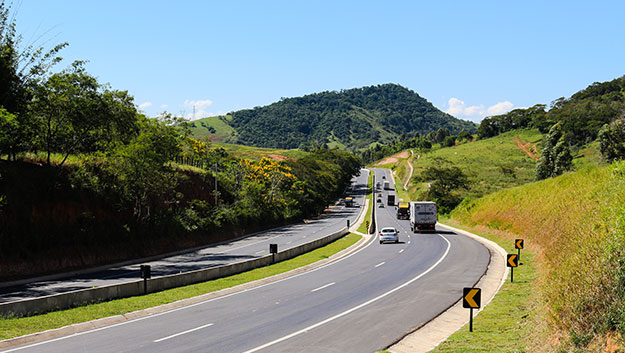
344,197,354,207
379,227,399,244
376,182,381,190
378,203,384,208
383,180,391,190
387,194,395,206
396,203,409,220
376,198,382,203
409,201,437,232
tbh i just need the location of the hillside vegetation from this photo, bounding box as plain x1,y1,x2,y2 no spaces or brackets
186,115,236,143
0,5,363,280
479,75,625,145
412,129,542,198
377,129,544,204
450,163,625,351
226,84,477,150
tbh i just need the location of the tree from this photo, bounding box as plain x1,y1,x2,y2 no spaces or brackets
599,118,625,163
535,122,572,180
31,62,140,165
442,135,456,147
457,131,473,142
433,128,450,143
0,1,67,159
416,162,471,213
107,116,182,222
0,107,17,156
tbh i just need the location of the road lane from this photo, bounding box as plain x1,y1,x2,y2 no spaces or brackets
4,168,491,353
0,170,369,303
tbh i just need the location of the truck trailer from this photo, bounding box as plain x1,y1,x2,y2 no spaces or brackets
409,201,437,233
387,194,395,206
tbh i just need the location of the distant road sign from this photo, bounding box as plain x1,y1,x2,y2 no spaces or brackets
507,254,518,267
462,287,481,309
515,239,524,249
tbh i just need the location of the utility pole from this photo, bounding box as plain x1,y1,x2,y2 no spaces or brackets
214,162,219,206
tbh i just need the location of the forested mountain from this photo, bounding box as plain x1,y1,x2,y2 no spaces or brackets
225,84,477,150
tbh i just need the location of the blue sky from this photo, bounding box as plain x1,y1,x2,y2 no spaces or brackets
12,0,625,122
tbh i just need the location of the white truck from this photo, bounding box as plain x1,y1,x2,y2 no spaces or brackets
409,201,437,233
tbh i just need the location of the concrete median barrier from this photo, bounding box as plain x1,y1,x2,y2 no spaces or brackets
0,227,349,317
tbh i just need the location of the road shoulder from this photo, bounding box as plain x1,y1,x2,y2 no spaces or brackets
1,197,374,351
388,222,508,353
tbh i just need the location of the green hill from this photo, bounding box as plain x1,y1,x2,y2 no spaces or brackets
479,75,625,144
225,83,477,150
378,129,544,201
187,115,236,143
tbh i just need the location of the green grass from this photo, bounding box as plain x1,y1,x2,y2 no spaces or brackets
431,222,536,352
187,115,236,143
572,140,602,170
357,171,374,234
0,233,361,340
448,162,625,351
213,142,308,161
411,129,543,198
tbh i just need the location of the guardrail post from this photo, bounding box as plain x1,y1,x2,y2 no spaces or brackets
140,265,151,295
270,244,278,263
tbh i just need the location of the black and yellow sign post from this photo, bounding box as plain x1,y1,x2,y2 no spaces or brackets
515,239,524,262
507,254,519,282
463,287,481,332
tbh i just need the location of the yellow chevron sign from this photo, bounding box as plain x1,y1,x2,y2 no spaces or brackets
462,287,481,308
507,254,518,267
515,239,524,249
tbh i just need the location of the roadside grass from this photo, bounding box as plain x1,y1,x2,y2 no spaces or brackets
357,171,374,234
430,221,537,352
0,233,361,341
449,162,625,351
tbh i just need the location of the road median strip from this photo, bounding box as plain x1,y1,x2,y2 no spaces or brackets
0,232,365,349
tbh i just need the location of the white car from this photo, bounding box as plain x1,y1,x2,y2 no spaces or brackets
379,227,399,244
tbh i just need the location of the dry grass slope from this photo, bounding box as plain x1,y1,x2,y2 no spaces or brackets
451,163,625,351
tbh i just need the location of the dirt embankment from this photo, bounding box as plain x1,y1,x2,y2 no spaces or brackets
513,137,539,160
374,151,410,166
268,154,290,161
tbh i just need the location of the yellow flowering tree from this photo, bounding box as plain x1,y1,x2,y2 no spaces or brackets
242,157,296,205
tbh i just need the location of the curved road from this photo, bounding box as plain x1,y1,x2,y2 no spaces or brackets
3,168,490,353
0,170,369,303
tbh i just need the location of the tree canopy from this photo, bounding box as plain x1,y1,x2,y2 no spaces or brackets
228,84,477,150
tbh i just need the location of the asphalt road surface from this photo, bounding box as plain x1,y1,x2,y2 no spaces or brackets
0,170,370,303
4,168,490,353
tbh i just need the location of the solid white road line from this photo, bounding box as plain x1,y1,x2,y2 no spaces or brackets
242,234,452,353
3,231,378,353
375,262,385,268
153,323,214,343
311,282,336,292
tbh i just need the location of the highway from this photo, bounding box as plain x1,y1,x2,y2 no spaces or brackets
3,168,490,353
0,170,369,304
